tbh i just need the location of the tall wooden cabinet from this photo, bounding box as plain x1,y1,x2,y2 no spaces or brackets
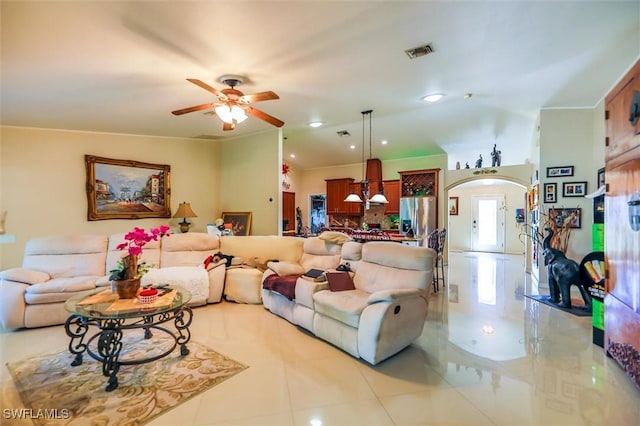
282,191,295,233
604,59,640,390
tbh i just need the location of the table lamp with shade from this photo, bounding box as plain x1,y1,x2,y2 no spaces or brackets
173,202,197,233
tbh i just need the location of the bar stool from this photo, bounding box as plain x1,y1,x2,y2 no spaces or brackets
426,229,440,292
435,228,447,292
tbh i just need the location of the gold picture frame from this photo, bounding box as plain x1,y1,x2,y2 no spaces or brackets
221,212,252,236
85,155,171,221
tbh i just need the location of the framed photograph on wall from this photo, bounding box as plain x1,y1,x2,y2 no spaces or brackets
85,155,171,221
546,166,574,178
562,181,587,197
597,167,605,188
549,208,582,229
448,197,459,216
544,182,557,203
221,211,252,236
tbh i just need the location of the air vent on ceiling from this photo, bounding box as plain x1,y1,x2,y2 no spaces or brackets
337,130,351,137
405,43,434,59
193,134,223,140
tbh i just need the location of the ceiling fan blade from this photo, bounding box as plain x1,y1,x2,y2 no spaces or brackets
245,106,284,128
186,78,227,101
223,122,235,131
171,103,215,115
240,91,279,103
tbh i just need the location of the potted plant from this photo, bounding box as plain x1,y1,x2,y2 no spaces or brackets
109,225,170,298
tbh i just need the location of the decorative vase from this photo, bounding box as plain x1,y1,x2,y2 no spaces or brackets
115,278,141,299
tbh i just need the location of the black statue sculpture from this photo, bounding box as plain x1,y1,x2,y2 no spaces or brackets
475,154,483,168
491,144,502,167
542,227,591,311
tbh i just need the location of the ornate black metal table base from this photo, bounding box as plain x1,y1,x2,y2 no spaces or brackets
64,307,193,392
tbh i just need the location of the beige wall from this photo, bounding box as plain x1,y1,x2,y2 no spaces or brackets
219,130,281,236
0,126,221,269
539,109,599,263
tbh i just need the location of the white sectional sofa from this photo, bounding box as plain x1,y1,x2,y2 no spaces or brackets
261,239,435,365
0,231,435,365
0,233,225,329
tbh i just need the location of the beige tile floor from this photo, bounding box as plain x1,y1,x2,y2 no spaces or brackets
1,251,639,425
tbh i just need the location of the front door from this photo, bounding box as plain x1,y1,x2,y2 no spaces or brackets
471,194,505,253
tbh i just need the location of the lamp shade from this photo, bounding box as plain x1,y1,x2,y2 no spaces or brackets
215,104,248,124
173,202,197,219
369,193,389,204
344,193,363,203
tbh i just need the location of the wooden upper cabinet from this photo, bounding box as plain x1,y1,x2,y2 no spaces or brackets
326,178,355,214
605,60,640,162
383,180,400,214
399,168,439,197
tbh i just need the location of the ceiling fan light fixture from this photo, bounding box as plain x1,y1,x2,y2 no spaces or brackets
215,104,247,124
422,93,445,103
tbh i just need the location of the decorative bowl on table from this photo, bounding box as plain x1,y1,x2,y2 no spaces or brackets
139,288,159,304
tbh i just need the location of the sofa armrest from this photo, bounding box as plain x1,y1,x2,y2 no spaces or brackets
367,288,424,304
205,258,227,272
267,261,305,277
0,267,50,285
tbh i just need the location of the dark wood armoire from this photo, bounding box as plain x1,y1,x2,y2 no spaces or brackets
604,59,640,389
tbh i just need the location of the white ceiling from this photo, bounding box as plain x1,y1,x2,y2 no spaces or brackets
2,1,639,170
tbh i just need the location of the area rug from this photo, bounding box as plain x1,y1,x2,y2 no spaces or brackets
525,294,592,317
6,336,248,426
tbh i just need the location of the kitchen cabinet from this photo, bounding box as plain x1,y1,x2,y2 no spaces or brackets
604,59,640,390
326,178,355,214
399,168,440,225
348,182,363,215
383,180,400,214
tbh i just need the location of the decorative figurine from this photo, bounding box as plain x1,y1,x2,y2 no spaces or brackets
491,144,502,167
465,162,470,169
455,161,461,170
475,154,483,168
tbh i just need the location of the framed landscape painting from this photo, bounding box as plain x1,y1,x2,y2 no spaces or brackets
85,155,171,221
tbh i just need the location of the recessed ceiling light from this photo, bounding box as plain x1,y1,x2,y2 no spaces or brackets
289,153,296,158
422,93,445,103
381,140,388,145
464,93,473,99
309,121,323,128
349,145,356,150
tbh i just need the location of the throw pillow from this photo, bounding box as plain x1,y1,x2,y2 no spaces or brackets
326,271,356,292
318,231,352,245
267,261,305,277
0,268,50,285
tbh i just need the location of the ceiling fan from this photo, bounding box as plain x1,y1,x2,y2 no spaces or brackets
171,76,284,131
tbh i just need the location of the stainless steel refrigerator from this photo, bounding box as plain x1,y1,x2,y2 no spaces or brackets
400,196,436,242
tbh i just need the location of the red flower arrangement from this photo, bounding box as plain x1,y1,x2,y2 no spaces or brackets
282,163,290,176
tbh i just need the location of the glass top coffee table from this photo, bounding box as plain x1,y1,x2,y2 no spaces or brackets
64,285,192,392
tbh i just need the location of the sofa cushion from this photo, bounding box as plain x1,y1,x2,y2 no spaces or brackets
160,233,220,268
23,235,108,278
224,268,263,304
0,268,50,285
267,261,305,277
220,236,304,263
313,289,369,328
318,231,352,245
26,276,98,295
